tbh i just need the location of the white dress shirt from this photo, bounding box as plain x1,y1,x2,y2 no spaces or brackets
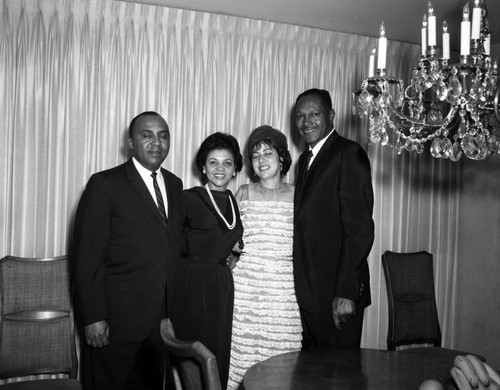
307,128,335,168
132,157,168,217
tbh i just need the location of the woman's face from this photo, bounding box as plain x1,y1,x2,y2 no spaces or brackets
251,142,281,182
203,148,236,191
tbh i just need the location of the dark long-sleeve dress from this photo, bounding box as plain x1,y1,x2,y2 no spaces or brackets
171,186,243,389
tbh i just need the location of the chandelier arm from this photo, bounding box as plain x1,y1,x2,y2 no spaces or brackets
385,101,455,130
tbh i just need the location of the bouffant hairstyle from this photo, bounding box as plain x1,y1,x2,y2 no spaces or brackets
246,125,292,176
195,132,243,173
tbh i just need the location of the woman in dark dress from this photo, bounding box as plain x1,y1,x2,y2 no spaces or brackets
171,132,243,389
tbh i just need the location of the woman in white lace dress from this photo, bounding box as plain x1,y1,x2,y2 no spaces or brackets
227,126,302,390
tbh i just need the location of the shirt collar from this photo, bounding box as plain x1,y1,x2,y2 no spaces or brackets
132,157,162,179
309,128,335,156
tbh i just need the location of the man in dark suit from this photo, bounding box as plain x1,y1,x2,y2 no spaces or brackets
73,111,183,389
293,89,374,350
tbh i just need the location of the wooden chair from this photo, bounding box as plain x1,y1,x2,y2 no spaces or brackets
160,318,221,390
381,250,485,360
0,255,81,389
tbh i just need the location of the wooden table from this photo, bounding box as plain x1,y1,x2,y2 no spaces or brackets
244,348,458,389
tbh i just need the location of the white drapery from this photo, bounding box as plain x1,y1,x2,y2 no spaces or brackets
0,0,460,351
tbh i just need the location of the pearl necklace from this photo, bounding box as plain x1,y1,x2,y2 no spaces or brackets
204,184,236,230
256,182,284,193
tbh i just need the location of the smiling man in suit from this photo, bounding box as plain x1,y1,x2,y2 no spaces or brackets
73,111,183,389
293,89,374,351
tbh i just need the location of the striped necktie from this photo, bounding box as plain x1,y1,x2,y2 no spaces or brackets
151,172,167,224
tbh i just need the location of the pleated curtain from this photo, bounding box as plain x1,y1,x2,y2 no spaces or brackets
0,0,460,352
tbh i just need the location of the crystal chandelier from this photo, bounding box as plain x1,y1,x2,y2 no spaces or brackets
352,0,500,161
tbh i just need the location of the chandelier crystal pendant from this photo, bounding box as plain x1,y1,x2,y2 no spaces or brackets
352,0,500,161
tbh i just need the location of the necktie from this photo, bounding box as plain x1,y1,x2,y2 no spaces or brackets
151,172,167,224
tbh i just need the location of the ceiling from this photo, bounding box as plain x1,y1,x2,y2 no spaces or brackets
121,0,499,52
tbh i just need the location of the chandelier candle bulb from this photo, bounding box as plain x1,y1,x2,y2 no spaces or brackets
368,46,376,77
471,0,482,40
460,4,470,56
377,22,387,72
421,14,428,56
427,2,436,47
442,21,450,60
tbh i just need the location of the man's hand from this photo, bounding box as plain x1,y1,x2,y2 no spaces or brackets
85,320,110,348
332,297,356,331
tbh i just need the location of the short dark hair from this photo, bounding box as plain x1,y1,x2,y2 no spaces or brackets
246,125,292,175
195,132,243,173
295,89,332,110
128,111,167,138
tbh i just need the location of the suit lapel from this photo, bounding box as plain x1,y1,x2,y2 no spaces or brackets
307,130,339,174
125,160,166,226
295,151,310,203
296,152,309,189
295,131,340,203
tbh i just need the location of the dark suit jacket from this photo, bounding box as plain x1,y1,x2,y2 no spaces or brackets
293,130,374,313
73,159,183,342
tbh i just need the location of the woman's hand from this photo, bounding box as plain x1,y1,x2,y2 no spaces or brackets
227,239,244,270
227,253,240,270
